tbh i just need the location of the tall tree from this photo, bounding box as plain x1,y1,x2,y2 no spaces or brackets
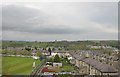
54,54,60,62
48,48,51,55
35,47,37,50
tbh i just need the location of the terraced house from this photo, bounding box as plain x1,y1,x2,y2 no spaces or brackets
69,51,119,76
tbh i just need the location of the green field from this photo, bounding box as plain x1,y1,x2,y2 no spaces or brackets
2,56,43,75
61,66,75,72
60,58,75,72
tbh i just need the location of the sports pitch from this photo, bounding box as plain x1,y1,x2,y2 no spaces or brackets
2,56,42,75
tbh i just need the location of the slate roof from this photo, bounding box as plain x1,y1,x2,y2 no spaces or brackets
69,51,118,73
54,50,69,53
95,63,118,73
74,55,85,61
42,50,49,53
83,58,118,73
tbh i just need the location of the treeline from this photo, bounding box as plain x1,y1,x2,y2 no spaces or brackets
2,40,119,50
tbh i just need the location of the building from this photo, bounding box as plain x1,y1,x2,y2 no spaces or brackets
53,63,62,67
42,50,50,56
51,51,70,58
69,51,119,76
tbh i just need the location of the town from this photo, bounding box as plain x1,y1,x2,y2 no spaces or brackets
2,1,119,77
2,40,120,77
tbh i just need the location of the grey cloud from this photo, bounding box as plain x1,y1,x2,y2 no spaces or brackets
2,4,92,35
2,2,118,41
90,3,118,28
72,2,118,29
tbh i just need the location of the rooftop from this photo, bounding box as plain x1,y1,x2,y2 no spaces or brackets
69,51,118,73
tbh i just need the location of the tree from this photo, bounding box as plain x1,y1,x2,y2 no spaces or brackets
118,52,120,58
54,54,60,62
2,49,6,55
35,47,37,50
48,48,51,55
37,51,42,57
25,47,31,51
19,51,24,55
52,48,55,51
8,50,13,55
58,48,61,50
28,50,32,56
23,50,28,56
13,49,17,55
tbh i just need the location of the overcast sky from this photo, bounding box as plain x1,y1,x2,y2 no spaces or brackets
2,2,118,41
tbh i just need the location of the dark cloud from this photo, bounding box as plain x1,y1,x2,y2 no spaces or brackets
2,4,90,35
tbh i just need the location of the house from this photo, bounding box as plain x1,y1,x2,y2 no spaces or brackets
68,56,72,60
51,51,70,58
42,50,49,56
51,52,57,57
99,54,106,62
31,52,37,56
69,51,119,76
7,47,14,51
55,51,70,57
109,56,119,69
53,63,62,67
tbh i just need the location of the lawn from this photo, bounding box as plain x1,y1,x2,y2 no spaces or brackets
60,66,75,72
60,58,75,72
2,56,44,75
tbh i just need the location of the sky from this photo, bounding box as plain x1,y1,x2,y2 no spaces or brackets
2,2,118,41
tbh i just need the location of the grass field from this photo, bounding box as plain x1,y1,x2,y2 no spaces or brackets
2,56,44,75
61,66,75,72
60,58,75,72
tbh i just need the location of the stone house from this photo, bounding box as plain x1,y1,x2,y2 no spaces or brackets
69,51,119,76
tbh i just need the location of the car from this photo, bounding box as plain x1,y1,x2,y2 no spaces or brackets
44,72,53,75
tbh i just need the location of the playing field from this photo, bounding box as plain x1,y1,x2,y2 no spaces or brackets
2,56,43,75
